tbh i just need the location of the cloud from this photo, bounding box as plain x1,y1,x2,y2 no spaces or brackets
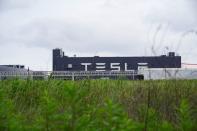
145,0,197,31
0,0,197,70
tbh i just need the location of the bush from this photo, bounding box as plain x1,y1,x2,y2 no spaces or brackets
0,79,196,130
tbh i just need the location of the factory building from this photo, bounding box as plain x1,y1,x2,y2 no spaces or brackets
0,65,30,80
0,49,182,80
0,65,27,72
53,48,181,71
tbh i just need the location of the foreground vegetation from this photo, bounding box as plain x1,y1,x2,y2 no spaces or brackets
0,79,197,131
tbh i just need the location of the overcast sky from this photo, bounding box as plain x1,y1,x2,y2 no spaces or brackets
0,0,197,70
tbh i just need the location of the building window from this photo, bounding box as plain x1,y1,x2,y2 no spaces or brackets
68,64,72,68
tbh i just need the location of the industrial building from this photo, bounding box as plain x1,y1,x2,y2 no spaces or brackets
0,65,30,80
0,48,184,80
53,48,181,71
0,65,27,72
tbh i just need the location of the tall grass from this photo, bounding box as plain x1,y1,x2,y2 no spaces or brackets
0,79,196,130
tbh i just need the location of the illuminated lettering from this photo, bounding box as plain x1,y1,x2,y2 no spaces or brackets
81,63,92,71
80,62,138,71
110,63,120,71
125,63,132,71
96,63,106,71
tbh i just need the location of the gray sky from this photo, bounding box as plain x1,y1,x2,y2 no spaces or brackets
0,0,197,70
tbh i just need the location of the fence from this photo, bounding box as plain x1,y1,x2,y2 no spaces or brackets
0,71,139,80
1,69,197,80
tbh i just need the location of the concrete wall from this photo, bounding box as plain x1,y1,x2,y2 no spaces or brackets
138,68,197,80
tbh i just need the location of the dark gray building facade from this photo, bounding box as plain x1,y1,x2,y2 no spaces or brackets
53,48,181,71
0,65,27,72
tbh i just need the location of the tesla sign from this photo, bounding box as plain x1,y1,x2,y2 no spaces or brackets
81,63,133,71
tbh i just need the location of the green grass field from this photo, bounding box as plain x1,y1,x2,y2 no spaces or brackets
0,79,197,131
